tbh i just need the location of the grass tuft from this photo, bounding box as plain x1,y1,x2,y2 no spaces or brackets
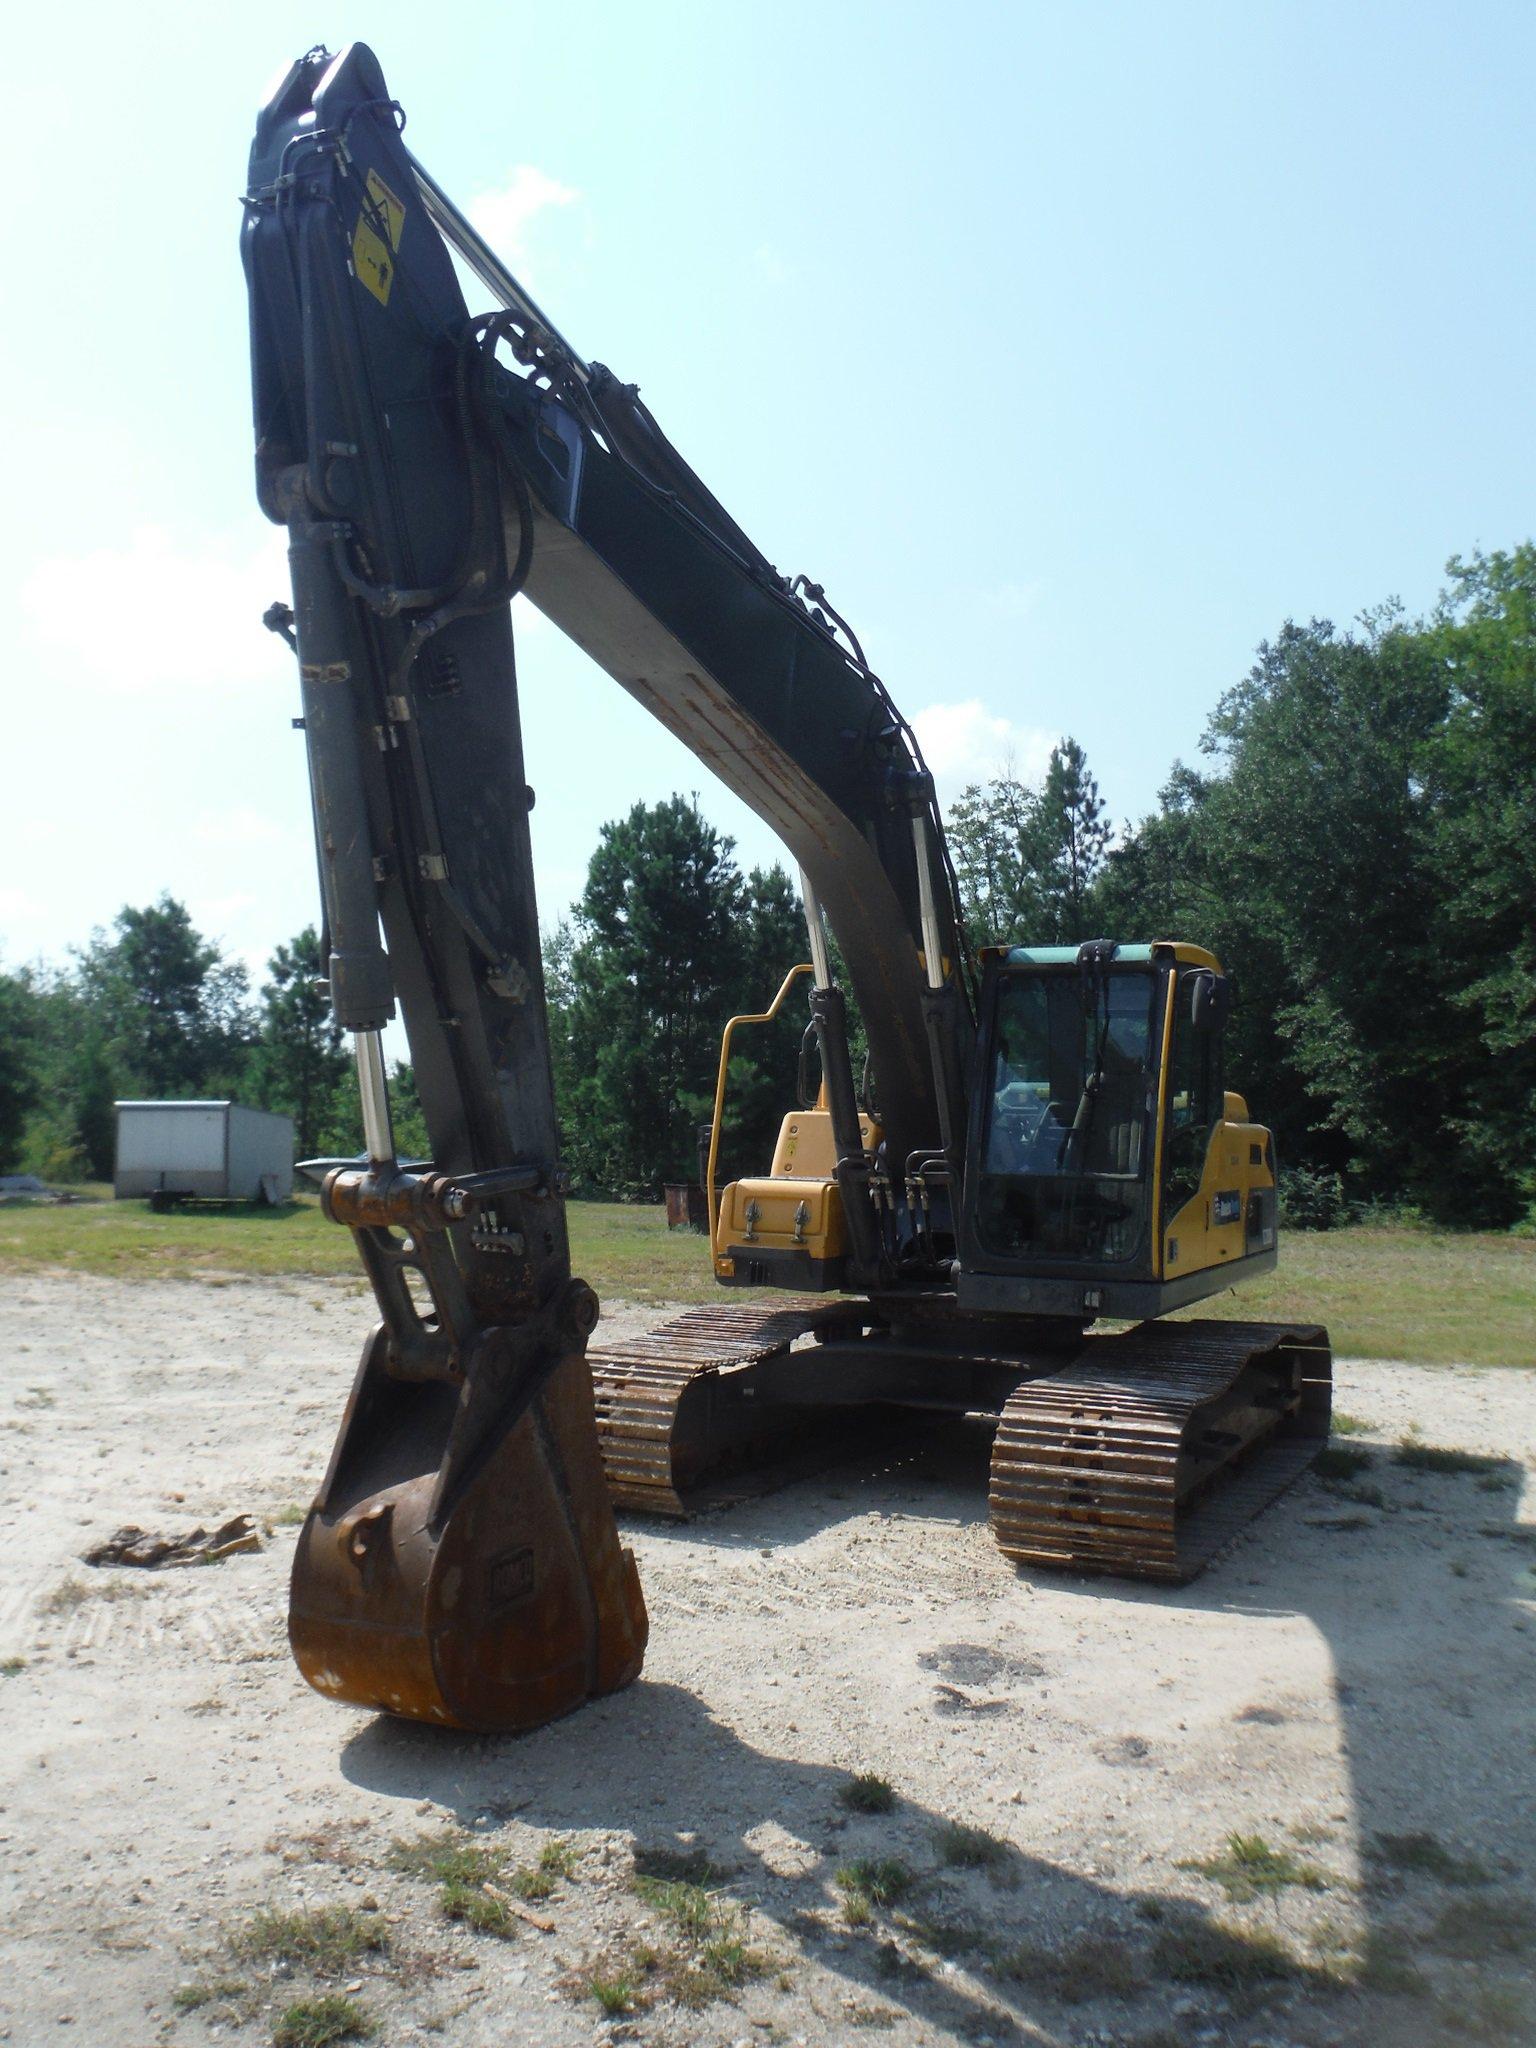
387,1827,499,1888
1149,1919,1298,1992
171,1976,248,2013
1394,1436,1502,1476
229,1905,386,1976
1314,1444,1374,1480
836,1857,914,1908
633,1876,715,1935
992,1932,1147,2003
1,1656,24,1676
1331,1410,1373,1436
934,1820,1009,1871
440,1879,515,1937
840,1772,897,1814
1179,1833,1329,1902
272,1994,375,2047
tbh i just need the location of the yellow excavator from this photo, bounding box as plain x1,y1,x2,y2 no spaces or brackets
243,45,1331,1734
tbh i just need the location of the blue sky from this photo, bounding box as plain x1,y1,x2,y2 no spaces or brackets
4,0,1531,990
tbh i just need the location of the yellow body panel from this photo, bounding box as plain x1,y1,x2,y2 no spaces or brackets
717,1109,882,1270
1162,1090,1276,1280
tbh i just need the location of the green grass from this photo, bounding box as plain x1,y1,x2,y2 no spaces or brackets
835,1858,914,1908
387,1828,502,1889
1394,1435,1504,1476
933,1821,1009,1871
1314,1444,1375,1480
171,1976,248,2013
440,1879,515,1937
229,1906,386,1976
271,1995,375,2047
5,1199,1532,1361
1178,1833,1330,1903
840,1772,897,1814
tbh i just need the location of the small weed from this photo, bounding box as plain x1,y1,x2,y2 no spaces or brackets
836,1858,914,1907
631,1843,725,1884
842,1890,874,1928
40,1574,149,1613
229,1905,386,1976
1149,1919,1298,1993
270,1503,309,1526
441,1879,514,1937
1478,1469,1519,1492
512,1837,577,1896
18,1386,56,1409
1433,1893,1536,1959
634,1876,715,1935
272,1994,375,2048
992,1931,1147,2003
1373,1831,1493,1887
388,1828,500,1889
510,1865,555,1900
840,1772,897,1814
896,1912,980,1958
934,1820,1008,1870
1179,1833,1329,1902
698,1928,762,1989
1,1657,24,1677
1394,1435,1501,1476
1315,1444,1374,1480
589,1971,637,2015
171,1976,248,2013
538,1836,577,1878
1331,1411,1372,1436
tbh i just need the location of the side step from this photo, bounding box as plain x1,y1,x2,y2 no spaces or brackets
588,1299,866,1515
988,1319,1333,1583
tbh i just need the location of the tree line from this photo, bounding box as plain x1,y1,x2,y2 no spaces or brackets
0,796,808,1200
3,545,1530,1225
949,547,1535,1229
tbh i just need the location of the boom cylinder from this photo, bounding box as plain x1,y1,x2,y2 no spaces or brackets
286,520,395,1033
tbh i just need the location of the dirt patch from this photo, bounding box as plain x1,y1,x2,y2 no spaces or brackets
1,1273,1533,2046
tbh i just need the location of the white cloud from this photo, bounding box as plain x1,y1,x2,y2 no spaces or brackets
910,698,1054,800
22,524,291,697
468,165,578,266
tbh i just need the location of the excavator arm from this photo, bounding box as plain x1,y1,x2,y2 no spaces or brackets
242,42,971,1729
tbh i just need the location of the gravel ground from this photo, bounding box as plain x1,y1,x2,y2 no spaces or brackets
0,1273,1532,2048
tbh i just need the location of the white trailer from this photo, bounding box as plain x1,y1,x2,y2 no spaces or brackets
114,1101,295,1207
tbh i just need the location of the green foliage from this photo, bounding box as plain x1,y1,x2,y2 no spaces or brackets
0,970,40,1172
246,928,352,1159
550,797,805,1195
1178,1832,1329,1901
1093,551,1536,1223
948,736,1109,946
77,894,253,1098
1279,1163,1351,1231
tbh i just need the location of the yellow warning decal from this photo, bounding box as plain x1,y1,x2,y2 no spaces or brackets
352,167,406,307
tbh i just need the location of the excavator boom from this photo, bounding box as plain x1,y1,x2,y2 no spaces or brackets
242,46,1333,1731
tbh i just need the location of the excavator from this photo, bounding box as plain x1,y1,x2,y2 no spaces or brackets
243,44,1332,1735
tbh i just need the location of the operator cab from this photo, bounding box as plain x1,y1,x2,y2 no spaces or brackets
957,941,1279,1322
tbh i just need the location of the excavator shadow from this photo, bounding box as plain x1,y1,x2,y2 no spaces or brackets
340,1680,1341,2043
340,1416,1533,2043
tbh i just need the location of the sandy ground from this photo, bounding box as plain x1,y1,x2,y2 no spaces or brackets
0,1273,1533,2048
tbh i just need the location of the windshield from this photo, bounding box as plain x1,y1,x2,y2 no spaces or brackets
975,969,1156,1267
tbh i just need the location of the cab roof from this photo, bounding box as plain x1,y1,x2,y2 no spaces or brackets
984,941,1222,972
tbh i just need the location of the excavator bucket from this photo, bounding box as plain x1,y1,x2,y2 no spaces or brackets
290,1323,648,1734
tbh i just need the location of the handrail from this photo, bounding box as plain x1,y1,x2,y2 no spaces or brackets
706,963,813,1259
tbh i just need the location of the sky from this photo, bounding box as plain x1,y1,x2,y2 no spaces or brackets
3,0,1531,995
